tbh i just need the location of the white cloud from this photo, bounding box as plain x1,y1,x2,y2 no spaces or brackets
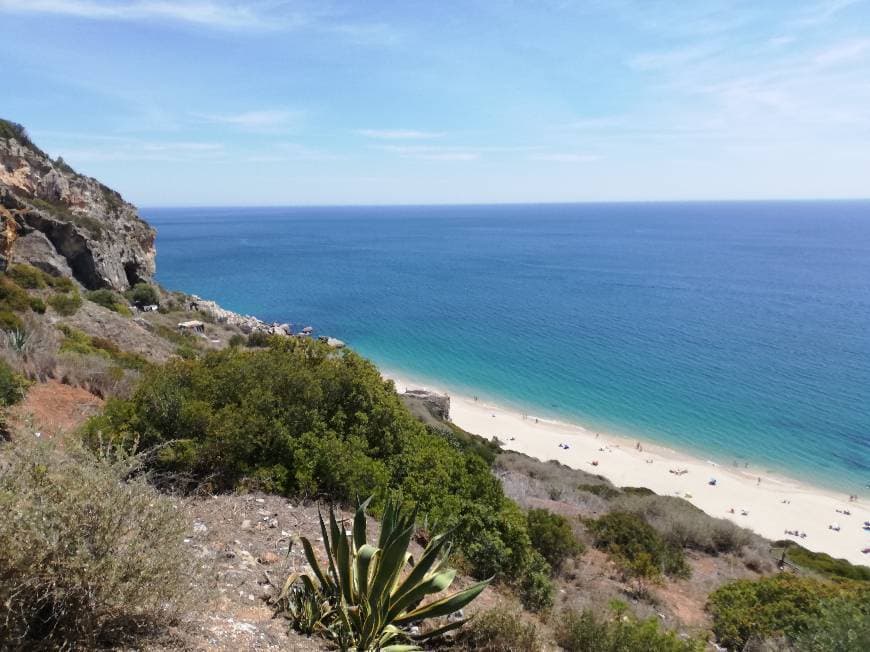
628,45,719,71
142,141,223,152
0,0,286,29
530,153,598,163
566,116,626,129
196,110,304,131
813,39,870,66
357,129,446,140
377,145,480,160
768,35,796,48
247,143,343,162
793,0,864,26
52,138,226,162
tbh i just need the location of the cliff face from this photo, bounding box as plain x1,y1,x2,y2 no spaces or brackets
0,120,155,290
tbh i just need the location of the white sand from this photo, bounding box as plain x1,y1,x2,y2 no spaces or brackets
387,373,870,567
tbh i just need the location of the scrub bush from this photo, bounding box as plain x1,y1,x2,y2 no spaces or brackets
0,439,191,647
555,605,705,652
586,511,690,584
82,339,541,585
455,607,542,651
48,290,82,316
526,507,584,572
707,574,870,650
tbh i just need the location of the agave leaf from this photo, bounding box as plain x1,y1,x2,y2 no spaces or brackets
335,528,354,605
328,505,342,558
367,523,415,604
276,571,300,602
393,578,492,625
319,508,340,588
355,544,378,598
391,533,451,605
387,570,457,621
353,495,373,551
378,495,401,548
300,537,333,592
380,646,421,652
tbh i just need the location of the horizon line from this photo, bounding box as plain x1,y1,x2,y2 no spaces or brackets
139,197,870,211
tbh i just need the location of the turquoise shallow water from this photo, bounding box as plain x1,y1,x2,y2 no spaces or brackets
143,202,870,495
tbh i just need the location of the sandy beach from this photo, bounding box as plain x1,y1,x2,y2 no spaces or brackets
387,373,870,567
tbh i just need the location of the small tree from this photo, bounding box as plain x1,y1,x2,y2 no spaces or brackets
526,508,583,572
127,282,159,307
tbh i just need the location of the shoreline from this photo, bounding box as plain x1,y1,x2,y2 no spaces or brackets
384,369,870,567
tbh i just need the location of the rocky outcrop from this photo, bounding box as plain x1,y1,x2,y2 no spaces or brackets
0,120,156,290
403,389,451,421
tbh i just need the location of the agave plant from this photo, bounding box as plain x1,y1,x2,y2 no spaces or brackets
275,496,491,651
4,329,30,354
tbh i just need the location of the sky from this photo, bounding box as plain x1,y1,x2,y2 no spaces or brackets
1,0,869,206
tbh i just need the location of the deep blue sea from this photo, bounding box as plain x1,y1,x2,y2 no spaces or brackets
143,202,870,495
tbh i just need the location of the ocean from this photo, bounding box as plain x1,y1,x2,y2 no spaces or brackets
143,202,870,495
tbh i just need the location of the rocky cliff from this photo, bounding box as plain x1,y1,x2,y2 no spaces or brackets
0,119,155,291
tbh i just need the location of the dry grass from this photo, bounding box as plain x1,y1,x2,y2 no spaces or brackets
0,437,194,648
451,607,543,651
0,315,59,382
54,351,141,399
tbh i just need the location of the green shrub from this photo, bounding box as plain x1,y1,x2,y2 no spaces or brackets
175,343,200,359
527,508,583,572
620,486,656,496
578,483,622,499
555,605,705,652
126,282,159,306
0,310,24,332
58,326,149,372
28,296,46,314
0,277,31,312
0,358,28,407
6,264,47,289
0,438,191,647
792,596,870,652
82,340,539,584
246,330,271,347
228,333,245,348
48,291,82,316
455,607,542,651
784,544,870,581
707,574,870,651
518,551,554,612
86,288,131,315
586,511,690,583
47,275,75,292
612,493,751,555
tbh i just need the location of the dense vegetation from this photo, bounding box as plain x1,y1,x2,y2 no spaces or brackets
86,288,132,315
780,542,870,581
586,511,690,590
82,338,548,598
526,507,584,572
555,604,706,652
707,574,870,650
